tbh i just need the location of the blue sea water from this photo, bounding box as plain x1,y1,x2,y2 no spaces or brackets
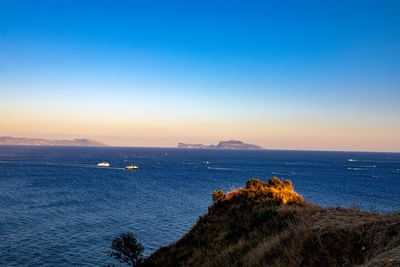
0,146,399,266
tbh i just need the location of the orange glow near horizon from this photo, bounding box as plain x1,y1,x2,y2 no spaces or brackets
1,105,399,152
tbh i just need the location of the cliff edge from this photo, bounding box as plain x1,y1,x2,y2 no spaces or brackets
144,178,400,267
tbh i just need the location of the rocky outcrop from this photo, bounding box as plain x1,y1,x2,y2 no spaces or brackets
177,140,263,150
177,143,207,149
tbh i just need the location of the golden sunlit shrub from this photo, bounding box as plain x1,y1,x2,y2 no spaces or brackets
267,176,282,187
212,177,305,205
283,179,292,187
246,178,264,190
212,190,225,202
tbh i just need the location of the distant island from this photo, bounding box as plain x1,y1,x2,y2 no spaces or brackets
0,136,106,146
178,140,264,150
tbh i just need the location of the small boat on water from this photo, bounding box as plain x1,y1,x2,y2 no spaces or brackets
125,164,139,170
97,162,110,167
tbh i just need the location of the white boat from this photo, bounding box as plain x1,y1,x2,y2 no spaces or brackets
125,164,139,170
97,162,110,167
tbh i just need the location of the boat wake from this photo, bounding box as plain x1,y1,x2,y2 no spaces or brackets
0,160,127,170
207,167,243,171
347,167,368,171
271,171,296,176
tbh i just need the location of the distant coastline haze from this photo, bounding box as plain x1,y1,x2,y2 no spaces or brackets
0,136,105,146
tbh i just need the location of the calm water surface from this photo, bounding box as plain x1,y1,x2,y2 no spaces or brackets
0,146,399,266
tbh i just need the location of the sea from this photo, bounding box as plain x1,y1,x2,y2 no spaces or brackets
0,146,399,266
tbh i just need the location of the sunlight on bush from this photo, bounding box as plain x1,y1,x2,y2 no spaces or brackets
213,177,305,205
212,190,225,202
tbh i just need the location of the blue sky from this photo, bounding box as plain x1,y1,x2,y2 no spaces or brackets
1,1,399,151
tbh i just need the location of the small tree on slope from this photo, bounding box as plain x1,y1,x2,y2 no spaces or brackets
109,232,144,266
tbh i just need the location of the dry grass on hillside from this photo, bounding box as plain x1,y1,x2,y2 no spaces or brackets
144,177,400,267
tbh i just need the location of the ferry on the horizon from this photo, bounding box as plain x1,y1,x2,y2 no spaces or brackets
97,162,110,167
125,164,139,170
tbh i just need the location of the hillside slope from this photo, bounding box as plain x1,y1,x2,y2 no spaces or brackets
0,136,105,146
144,178,400,267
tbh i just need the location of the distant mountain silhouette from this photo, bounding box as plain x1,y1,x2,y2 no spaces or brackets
0,136,106,146
178,140,263,150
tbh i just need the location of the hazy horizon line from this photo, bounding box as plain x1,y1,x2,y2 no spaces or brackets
1,143,399,154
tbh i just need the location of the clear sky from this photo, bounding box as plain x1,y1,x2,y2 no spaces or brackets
1,0,399,151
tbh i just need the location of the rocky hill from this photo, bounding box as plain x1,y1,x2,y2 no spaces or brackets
177,143,207,149
143,177,400,267
0,136,106,146
178,140,263,150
